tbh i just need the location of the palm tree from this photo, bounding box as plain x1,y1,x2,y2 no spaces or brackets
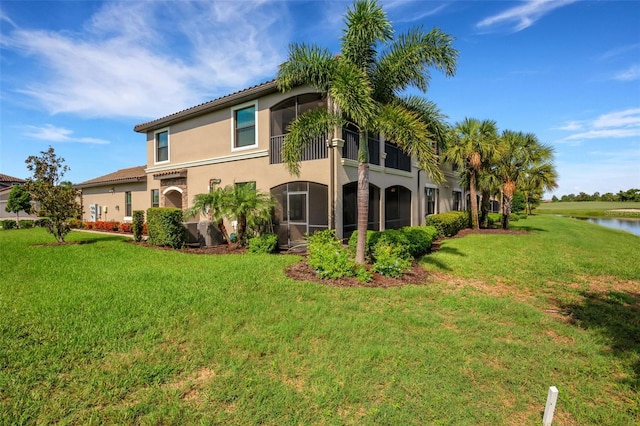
186,184,274,247
521,162,558,215
277,0,457,263
444,118,499,229
495,130,556,229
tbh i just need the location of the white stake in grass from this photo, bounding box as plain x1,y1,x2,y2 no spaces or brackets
543,386,558,426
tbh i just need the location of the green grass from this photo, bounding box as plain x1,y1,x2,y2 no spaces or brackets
535,201,640,218
1,222,639,424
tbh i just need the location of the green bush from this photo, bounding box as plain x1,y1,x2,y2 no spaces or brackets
248,233,278,254
307,230,358,280
425,211,470,237
509,213,520,222
19,220,34,229
33,218,51,228
401,226,438,258
487,213,502,227
517,213,528,220
347,230,380,260
373,236,412,278
146,208,186,249
132,210,145,242
1,220,17,230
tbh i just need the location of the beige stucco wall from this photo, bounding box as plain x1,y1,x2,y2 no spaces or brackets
140,85,464,241
80,182,149,222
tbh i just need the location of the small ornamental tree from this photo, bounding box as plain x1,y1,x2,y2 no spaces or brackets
23,146,82,242
5,185,32,228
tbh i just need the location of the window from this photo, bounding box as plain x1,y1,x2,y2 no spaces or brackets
125,191,132,217
151,189,159,207
453,191,462,211
233,104,257,149
155,130,169,163
235,181,256,190
425,187,437,216
385,142,412,172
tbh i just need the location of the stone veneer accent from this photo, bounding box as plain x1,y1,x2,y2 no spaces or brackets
160,177,188,209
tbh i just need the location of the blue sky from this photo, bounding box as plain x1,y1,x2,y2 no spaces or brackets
1,0,639,197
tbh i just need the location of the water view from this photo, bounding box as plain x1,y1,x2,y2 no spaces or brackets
578,217,640,236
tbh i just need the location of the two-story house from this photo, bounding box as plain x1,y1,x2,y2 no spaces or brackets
78,81,467,247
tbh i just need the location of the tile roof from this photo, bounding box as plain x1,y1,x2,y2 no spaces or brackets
0,173,25,183
75,165,147,188
134,79,278,133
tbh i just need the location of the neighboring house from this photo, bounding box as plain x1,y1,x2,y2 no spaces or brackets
129,80,466,247
75,166,147,223
0,173,38,220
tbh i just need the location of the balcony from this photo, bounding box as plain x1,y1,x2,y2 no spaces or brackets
341,129,380,165
270,134,328,164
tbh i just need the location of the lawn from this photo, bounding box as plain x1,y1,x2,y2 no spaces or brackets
1,216,638,424
534,201,640,218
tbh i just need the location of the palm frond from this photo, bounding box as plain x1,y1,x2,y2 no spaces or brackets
282,108,343,176
277,43,336,93
376,103,444,183
340,0,393,71
330,57,376,128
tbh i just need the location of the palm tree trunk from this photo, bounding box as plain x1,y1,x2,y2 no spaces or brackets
469,171,479,230
502,180,515,230
356,162,370,264
217,219,231,246
480,189,490,228
355,130,370,265
236,214,247,248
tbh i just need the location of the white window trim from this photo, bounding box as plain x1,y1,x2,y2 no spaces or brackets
163,186,183,195
231,101,258,152
154,127,170,165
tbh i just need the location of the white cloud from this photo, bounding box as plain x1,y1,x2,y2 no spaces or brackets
613,64,640,82
2,1,290,119
477,0,577,33
557,108,640,143
23,124,110,145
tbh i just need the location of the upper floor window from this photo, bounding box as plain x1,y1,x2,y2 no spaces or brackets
155,129,169,163
271,93,326,136
233,103,257,150
385,142,412,172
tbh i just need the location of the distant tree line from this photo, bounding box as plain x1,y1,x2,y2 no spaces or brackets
551,188,640,202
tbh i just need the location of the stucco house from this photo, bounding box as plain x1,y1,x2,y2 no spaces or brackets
0,173,39,220
78,81,467,247
75,166,147,223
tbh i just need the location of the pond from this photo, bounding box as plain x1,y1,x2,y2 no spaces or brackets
576,217,640,236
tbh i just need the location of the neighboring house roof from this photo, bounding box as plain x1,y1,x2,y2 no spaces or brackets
0,173,25,185
134,79,279,133
74,165,147,188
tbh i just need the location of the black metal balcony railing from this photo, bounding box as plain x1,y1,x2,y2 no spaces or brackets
384,142,412,172
270,134,328,164
341,129,380,165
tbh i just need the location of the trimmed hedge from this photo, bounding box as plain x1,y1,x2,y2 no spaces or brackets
401,226,439,258
133,210,145,242
425,211,471,237
1,220,17,230
146,208,186,249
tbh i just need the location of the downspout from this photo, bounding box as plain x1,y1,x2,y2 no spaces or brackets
329,137,334,230
417,169,422,225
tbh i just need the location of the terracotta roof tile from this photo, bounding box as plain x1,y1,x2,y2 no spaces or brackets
75,165,147,188
0,173,25,183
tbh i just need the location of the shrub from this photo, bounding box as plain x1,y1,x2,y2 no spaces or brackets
33,218,51,228
68,219,84,229
401,226,439,258
248,233,278,254
307,230,358,280
372,239,412,278
347,230,380,260
146,208,186,249
19,220,34,229
487,213,502,228
517,213,528,220
132,210,145,242
425,211,470,237
1,220,17,230
120,223,133,233
509,214,520,222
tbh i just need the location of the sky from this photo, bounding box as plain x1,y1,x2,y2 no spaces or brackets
1,0,639,197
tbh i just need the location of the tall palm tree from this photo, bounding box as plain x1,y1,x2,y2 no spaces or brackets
444,118,499,229
277,0,457,263
521,162,558,214
495,130,556,229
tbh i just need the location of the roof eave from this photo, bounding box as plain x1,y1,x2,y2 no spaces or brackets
74,176,146,189
134,80,280,134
